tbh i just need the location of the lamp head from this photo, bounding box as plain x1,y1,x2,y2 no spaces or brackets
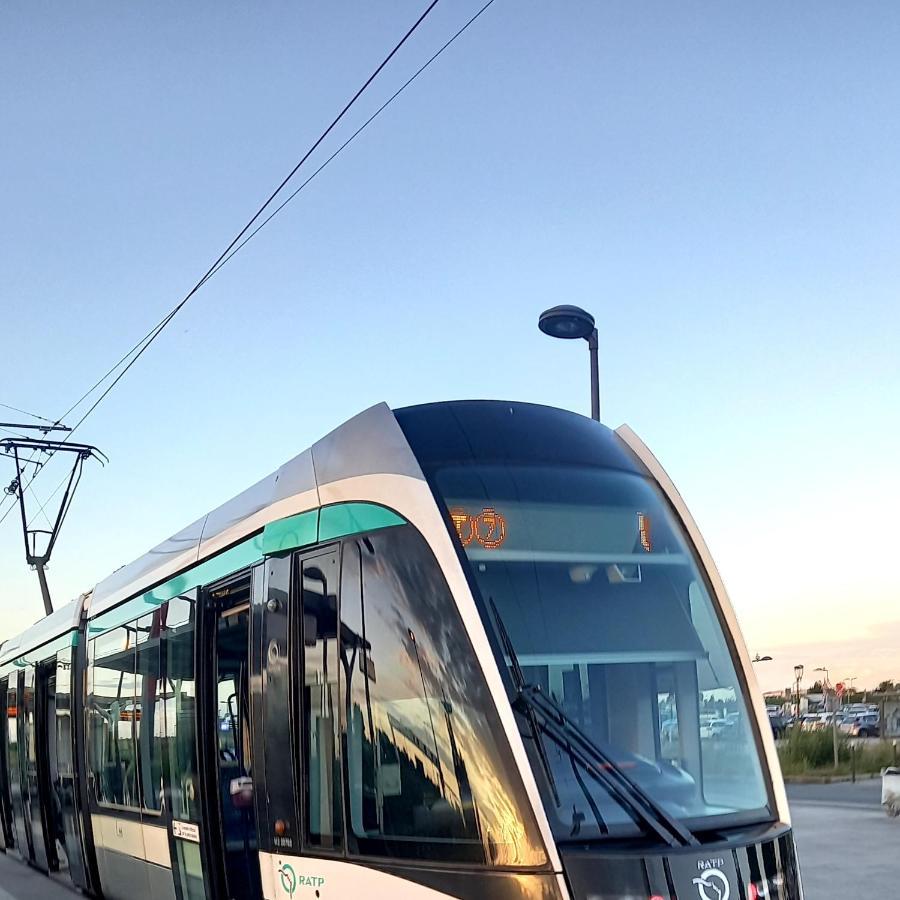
538,305,595,340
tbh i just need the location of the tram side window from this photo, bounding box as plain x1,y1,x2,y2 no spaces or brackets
339,525,546,867
136,611,166,813
164,597,202,826
88,627,139,809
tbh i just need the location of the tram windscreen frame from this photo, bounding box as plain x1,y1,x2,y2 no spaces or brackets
431,462,773,843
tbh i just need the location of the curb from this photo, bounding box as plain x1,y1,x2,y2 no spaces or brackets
784,773,881,784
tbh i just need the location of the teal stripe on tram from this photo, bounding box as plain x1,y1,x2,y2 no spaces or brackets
87,501,407,637
260,509,319,555
0,630,77,673
319,502,405,541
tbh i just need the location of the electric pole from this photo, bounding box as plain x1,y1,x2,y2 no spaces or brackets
2,428,106,616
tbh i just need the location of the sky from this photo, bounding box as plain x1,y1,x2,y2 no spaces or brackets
1,1,898,695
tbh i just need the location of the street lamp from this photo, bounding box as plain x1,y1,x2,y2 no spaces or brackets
538,305,600,421
815,666,839,770
794,664,804,721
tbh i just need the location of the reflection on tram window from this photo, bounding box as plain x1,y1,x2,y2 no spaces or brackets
164,596,205,900
339,526,546,867
5,682,21,851
299,555,342,849
135,612,166,813
164,597,201,826
87,627,139,809
436,464,769,841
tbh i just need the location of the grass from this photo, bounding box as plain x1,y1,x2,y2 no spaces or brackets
777,729,898,777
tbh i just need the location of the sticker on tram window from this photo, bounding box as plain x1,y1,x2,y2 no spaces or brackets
449,507,508,550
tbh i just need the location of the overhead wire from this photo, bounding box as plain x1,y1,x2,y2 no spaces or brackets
52,0,444,438
0,402,59,425
2,0,498,534
0,0,444,526
204,0,498,285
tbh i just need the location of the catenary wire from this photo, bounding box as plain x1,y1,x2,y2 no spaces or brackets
53,0,443,431
0,0,447,524
204,0,498,285
3,0,497,531
0,401,59,425
62,0,494,442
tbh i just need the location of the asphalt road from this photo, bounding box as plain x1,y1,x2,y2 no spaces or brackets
788,779,899,896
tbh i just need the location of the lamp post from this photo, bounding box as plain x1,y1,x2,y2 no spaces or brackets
815,666,839,769
538,305,600,421
794,664,804,721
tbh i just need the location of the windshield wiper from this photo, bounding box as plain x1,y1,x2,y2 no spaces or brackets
489,598,561,808
518,683,699,848
490,602,698,849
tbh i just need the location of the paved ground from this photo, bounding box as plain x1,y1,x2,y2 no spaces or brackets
788,779,899,896
0,851,76,900
1,782,897,897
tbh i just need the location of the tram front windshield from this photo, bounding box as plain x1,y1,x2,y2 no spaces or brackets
434,464,770,842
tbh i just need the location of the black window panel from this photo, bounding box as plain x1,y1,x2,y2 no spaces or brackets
395,400,646,475
298,551,342,850
340,524,546,867
23,665,50,869
5,676,26,852
261,556,299,853
54,647,88,887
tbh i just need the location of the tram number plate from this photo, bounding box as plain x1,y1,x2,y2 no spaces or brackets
172,820,201,843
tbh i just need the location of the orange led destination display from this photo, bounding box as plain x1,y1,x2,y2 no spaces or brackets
638,512,652,552
450,507,508,550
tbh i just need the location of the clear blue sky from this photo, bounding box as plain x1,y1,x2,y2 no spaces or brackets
1,2,898,692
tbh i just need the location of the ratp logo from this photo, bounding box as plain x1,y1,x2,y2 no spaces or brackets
692,868,730,900
278,862,297,896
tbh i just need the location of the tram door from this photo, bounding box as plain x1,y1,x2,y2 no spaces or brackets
198,574,262,900
41,664,70,876
0,676,12,849
5,673,27,854
54,646,90,890
22,663,60,872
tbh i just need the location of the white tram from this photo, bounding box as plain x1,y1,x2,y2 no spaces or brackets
0,401,802,899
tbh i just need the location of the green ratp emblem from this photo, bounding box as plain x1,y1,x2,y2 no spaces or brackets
279,862,297,896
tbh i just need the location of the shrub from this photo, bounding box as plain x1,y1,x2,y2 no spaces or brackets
777,729,896,776
779,729,849,772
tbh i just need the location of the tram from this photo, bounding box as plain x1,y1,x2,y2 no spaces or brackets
0,400,803,899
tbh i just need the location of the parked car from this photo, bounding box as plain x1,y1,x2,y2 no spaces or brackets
766,708,787,739
699,718,730,739
842,713,880,737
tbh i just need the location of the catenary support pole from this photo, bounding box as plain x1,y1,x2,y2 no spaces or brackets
588,328,600,422
35,562,53,617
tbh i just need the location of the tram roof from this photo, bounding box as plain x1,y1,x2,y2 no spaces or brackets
0,595,86,666
2,400,637,653
85,401,423,620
